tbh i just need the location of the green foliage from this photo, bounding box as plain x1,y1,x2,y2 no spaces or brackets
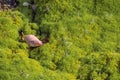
0,0,120,80
0,10,76,80
77,52,120,80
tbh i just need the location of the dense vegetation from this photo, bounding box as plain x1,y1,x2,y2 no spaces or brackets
0,0,120,80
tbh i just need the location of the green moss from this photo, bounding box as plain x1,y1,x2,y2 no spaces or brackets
0,0,120,80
